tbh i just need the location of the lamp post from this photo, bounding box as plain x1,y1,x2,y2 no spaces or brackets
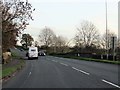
105,0,109,60
118,1,120,60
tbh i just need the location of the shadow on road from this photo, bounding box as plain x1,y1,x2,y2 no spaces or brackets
23,57,39,60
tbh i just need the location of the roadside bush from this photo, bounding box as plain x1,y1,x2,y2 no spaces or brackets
2,52,12,64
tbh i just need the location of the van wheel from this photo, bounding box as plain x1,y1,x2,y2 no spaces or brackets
28,57,31,60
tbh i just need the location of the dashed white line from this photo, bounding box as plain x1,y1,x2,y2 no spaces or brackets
102,79,120,88
52,60,58,62
60,63,68,66
21,71,32,87
27,71,32,77
72,67,90,75
29,72,32,75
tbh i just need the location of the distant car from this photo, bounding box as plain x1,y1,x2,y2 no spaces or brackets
27,46,38,59
38,51,46,56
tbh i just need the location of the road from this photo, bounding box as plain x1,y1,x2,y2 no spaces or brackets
3,55,120,88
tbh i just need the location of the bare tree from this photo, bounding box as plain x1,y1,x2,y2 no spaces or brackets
74,35,83,48
38,27,56,47
38,27,70,53
75,20,100,48
53,36,69,53
55,36,66,47
34,41,39,47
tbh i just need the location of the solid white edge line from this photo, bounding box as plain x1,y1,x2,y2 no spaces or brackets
102,79,120,88
72,67,90,75
60,63,68,66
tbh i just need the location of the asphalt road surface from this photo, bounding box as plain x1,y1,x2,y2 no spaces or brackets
3,55,120,88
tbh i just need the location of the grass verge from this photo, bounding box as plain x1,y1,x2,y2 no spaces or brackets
11,52,21,59
0,64,2,79
52,55,120,65
2,59,25,79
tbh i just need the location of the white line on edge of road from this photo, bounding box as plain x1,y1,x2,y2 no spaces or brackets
72,67,90,75
102,79,120,88
60,63,68,66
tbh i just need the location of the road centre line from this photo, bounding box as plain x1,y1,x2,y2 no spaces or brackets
102,79,120,88
52,60,58,62
60,63,68,66
27,72,32,78
29,72,31,76
21,71,32,87
72,67,90,75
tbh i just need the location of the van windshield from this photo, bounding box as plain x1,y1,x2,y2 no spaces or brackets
31,49,36,51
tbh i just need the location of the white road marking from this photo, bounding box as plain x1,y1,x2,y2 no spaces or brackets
21,71,32,87
60,63,68,66
52,60,58,62
21,62,33,87
102,79,120,88
72,67,90,75
29,72,31,75
27,72,32,77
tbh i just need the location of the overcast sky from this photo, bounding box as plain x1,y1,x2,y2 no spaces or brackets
21,0,119,44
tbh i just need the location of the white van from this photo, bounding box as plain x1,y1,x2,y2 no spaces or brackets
28,46,38,59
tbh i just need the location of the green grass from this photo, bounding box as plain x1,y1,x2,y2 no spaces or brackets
11,52,18,57
0,64,2,79
52,55,120,65
11,52,22,59
72,57,120,64
2,60,25,78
